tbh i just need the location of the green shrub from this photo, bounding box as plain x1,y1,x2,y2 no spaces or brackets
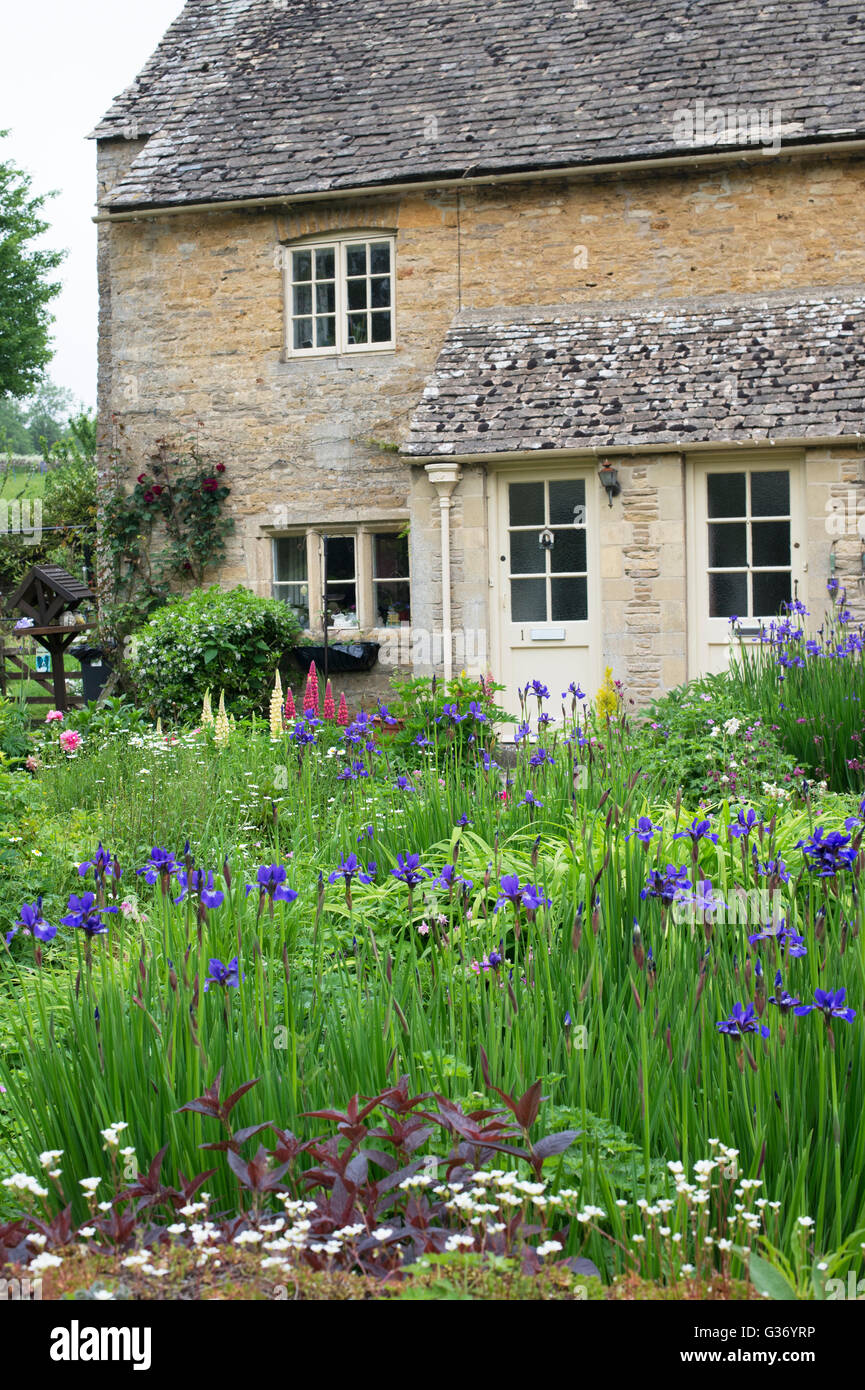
129,585,301,722
636,671,797,805
0,696,32,765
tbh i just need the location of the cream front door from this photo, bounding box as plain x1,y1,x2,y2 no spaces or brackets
491,468,600,720
687,453,806,675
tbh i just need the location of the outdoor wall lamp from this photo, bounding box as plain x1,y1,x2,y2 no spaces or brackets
598,462,621,507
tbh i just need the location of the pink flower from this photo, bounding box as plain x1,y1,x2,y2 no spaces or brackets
59,730,82,753
416,920,430,936
45,710,64,723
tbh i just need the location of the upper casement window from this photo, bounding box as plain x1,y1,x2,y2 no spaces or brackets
285,235,396,356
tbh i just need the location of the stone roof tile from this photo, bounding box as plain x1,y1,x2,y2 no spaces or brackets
403,290,865,456
96,0,865,210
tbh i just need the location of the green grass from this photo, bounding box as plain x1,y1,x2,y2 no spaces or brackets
0,701,863,1289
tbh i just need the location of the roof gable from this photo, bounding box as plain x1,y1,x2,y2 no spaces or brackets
97,0,865,211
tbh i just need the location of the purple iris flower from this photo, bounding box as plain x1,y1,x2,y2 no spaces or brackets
689,880,725,916
748,920,807,957
291,717,319,745
769,972,800,1011
673,816,718,847
796,826,857,877
729,809,761,839
753,857,792,884
395,776,413,792
519,790,543,809
640,865,691,905
563,682,586,701
494,874,550,914
245,864,298,903
204,956,244,992
793,988,856,1023
716,1002,770,1039
173,870,224,909
8,897,57,945
529,748,554,768
413,734,431,748
513,722,532,745
434,863,473,898
467,702,487,722
626,816,661,847
137,847,179,886
79,843,121,883
437,703,464,725
391,854,432,888
328,854,374,887
528,680,550,701
377,703,398,726
60,893,118,937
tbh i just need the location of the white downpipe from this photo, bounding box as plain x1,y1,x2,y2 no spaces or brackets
425,463,462,682
439,493,453,679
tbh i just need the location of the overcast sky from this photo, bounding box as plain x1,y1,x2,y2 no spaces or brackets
3,0,185,410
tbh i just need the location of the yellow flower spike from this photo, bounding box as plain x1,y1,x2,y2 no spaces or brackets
595,665,618,720
201,689,214,727
269,670,284,739
214,691,230,748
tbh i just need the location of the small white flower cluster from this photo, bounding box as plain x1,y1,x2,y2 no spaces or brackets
2,1173,49,1199
101,1121,129,1148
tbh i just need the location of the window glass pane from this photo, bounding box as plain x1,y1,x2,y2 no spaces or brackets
373,533,409,579
751,470,790,517
347,313,368,345
326,536,355,581
374,581,411,625
346,244,367,276
551,529,586,573
509,482,544,526
347,279,368,311
752,520,790,567
549,478,586,525
316,316,336,348
325,536,357,626
292,250,312,282
275,584,309,628
293,318,314,350
551,576,587,621
293,284,312,316
316,282,335,314
708,522,747,568
371,312,392,343
370,242,391,275
510,531,544,575
707,473,746,518
511,578,547,622
315,248,335,280
753,570,791,617
709,570,747,617
275,536,307,584
370,277,391,309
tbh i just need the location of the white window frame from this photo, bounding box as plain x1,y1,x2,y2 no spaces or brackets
271,525,411,637
283,233,397,358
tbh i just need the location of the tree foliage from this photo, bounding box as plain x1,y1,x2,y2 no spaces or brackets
0,133,64,399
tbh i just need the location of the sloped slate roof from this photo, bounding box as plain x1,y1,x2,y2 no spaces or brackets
96,0,865,210
403,290,865,457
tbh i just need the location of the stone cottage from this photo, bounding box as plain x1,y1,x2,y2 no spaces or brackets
93,0,865,714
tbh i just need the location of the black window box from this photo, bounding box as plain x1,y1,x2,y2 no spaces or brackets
291,642,380,674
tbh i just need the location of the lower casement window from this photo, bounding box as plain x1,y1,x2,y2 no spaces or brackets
272,527,410,634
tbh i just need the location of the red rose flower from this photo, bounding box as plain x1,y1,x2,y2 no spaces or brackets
137,474,147,484
143,491,155,504
202,478,218,492
216,463,226,473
